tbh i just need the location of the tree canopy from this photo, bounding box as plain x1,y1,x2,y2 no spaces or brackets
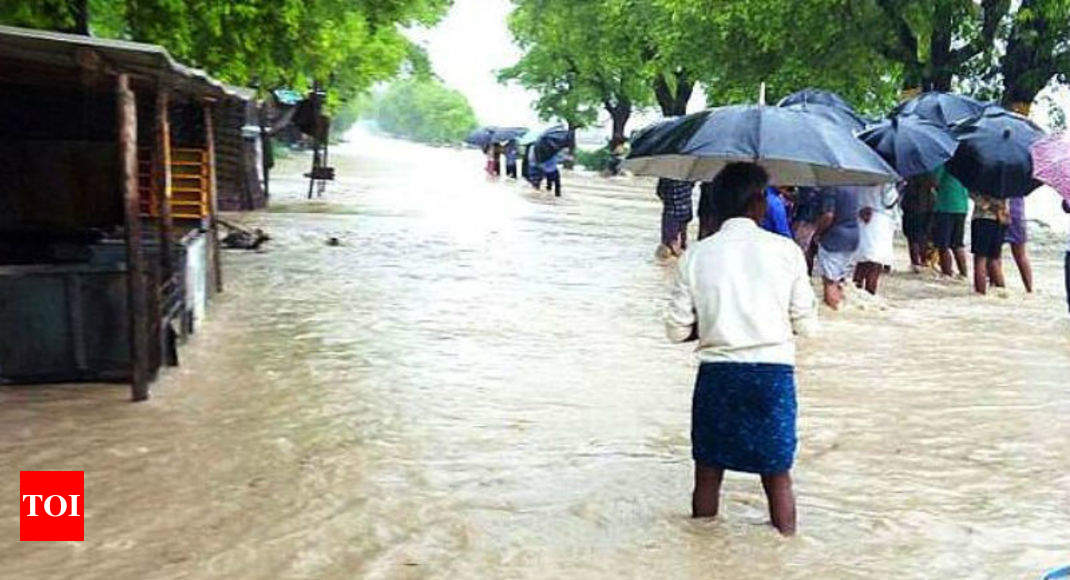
0,0,452,103
369,77,478,144
499,0,652,143
501,0,1070,129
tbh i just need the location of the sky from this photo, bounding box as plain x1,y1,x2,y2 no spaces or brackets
406,0,541,128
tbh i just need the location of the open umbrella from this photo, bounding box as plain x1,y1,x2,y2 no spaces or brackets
464,126,528,147
533,125,571,163
857,115,958,178
1031,132,1070,202
946,108,1045,198
890,92,990,127
778,88,854,112
624,105,900,186
781,102,869,132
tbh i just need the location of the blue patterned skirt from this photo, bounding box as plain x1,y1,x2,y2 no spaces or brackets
691,362,797,474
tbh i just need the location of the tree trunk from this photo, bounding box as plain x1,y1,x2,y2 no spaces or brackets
606,103,631,148
70,0,89,35
654,73,694,116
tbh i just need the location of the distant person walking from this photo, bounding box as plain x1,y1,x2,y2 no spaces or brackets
1004,196,1033,292
655,178,695,257
852,184,897,295
504,140,519,179
931,166,970,278
541,149,563,197
815,186,860,309
483,145,497,179
970,193,1009,295
526,145,543,189
666,162,817,536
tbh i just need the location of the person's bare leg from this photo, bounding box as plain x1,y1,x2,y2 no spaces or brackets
822,279,841,309
760,472,796,535
853,263,865,289
953,248,969,277
1010,242,1033,292
973,255,987,294
908,242,922,269
938,248,953,276
692,464,724,518
864,262,880,295
987,258,1005,288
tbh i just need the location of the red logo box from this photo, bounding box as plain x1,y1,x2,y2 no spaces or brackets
20,471,84,541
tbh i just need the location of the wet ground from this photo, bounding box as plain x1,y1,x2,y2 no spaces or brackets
3,129,1069,579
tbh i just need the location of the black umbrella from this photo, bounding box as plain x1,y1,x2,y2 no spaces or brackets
857,116,958,178
946,108,1045,198
533,125,571,163
890,92,990,127
464,126,528,147
777,88,854,112
624,105,899,186
781,102,868,132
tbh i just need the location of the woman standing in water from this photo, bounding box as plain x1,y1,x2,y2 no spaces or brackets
666,163,818,535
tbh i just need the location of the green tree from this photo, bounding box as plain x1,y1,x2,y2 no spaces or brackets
500,0,654,145
370,78,478,144
998,0,1070,109
851,0,1069,109
0,0,452,104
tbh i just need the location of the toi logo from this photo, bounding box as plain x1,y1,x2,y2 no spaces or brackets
20,471,84,541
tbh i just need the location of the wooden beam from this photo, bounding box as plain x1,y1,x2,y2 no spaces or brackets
155,88,174,365
155,89,174,284
118,73,150,402
203,102,223,294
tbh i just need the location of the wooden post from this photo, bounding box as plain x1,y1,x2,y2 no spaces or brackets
154,89,174,354
118,73,149,402
204,102,223,293
155,89,173,282
259,104,270,200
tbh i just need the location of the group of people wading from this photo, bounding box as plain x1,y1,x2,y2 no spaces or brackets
656,163,1045,310
483,140,567,197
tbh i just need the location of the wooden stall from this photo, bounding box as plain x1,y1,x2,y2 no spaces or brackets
0,25,253,401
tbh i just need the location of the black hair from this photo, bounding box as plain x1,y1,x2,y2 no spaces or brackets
699,162,769,221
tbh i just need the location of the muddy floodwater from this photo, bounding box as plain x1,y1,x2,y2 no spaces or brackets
3,129,1070,579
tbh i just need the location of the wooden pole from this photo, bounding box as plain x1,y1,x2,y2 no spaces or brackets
155,89,173,281
118,73,149,401
204,101,223,293
259,104,270,200
154,89,173,354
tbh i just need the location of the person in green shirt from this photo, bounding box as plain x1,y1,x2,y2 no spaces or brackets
932,165,970,277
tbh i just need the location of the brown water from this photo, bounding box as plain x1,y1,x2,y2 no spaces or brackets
3,129,1070,579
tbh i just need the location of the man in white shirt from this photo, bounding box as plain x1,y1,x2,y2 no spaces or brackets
666,162,818,536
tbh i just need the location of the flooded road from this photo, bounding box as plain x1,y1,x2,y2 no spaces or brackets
3,129,1070,579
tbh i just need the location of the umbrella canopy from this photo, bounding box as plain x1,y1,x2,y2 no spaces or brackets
623,105,900,186
777,88,854,112
781,102,868,132
533,125,571,163
857,115,958,178
518,125,561,146
890,91,990,127
946,108,1045,198
1031,132,1070,202
464,126,528,147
